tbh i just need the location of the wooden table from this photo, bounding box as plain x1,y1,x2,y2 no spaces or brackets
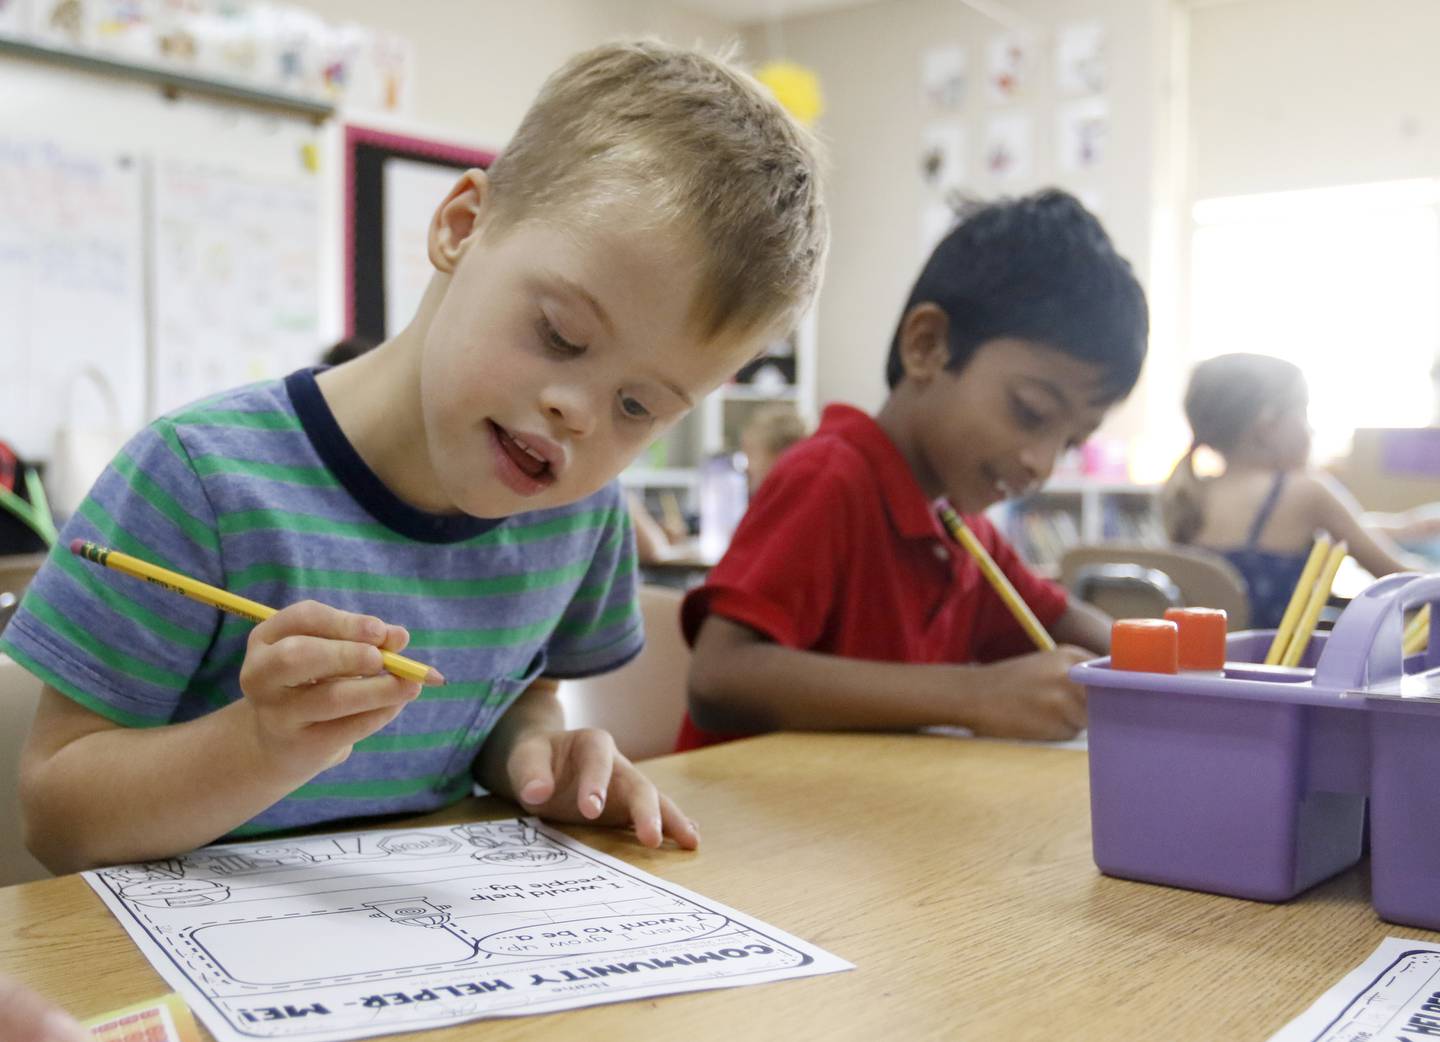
2,732,1434,1040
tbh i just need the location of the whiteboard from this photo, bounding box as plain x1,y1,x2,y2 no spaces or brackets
151,159,320,415
0,134,146,460
0,59,333,461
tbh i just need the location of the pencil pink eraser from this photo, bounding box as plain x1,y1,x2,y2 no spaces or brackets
69,538,84,556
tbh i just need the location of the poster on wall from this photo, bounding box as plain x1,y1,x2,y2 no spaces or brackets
983,113,1033,181
919,121,966,195
919,43,968,110
1056,20,1107,96
1057,97,1109,172
345,28,414,115
985,33,1032,104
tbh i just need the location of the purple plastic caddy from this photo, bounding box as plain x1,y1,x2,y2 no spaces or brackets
1073,571,1440,930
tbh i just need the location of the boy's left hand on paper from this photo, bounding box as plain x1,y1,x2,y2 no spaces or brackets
502,728,700,850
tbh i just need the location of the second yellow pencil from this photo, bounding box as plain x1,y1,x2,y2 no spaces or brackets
938,504,1055,652
1264,536,1331,665
1279,540,1347,668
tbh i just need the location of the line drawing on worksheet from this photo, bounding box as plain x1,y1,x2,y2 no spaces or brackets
84,818,852,1042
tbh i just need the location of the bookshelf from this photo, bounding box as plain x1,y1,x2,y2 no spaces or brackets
621,308,817,518
991,481,1163,572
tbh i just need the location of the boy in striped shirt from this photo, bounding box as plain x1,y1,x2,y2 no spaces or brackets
2,41,827,872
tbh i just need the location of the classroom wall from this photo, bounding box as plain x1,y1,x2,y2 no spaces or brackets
294,0,1181,450
5,0,1185,469
740,0,1181,449
288,0,740,351
1189,0,1440,201
290,0,741,149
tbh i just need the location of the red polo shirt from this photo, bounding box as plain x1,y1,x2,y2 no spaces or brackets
676,403,1069,751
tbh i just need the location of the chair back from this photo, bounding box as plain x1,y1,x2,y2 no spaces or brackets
0,656,51,885
556,585,689,761
0,552,46,631
1059,544,1250,630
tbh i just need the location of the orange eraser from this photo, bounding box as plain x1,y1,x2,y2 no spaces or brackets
1111,618,1179,674
1164,607,1228,671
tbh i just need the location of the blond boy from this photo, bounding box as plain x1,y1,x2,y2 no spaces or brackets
4,41,825,871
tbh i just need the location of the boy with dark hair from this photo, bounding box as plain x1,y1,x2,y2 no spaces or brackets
681,190,1146,750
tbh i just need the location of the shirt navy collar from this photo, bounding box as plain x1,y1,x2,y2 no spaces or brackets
285,367,503,544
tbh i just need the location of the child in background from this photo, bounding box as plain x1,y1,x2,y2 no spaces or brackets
1162,352,1429,628
4,40,826,872
739,403,808,494
680,190,1146,750
628,405,808,566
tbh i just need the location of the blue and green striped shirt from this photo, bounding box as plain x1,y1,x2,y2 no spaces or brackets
0,369,642,836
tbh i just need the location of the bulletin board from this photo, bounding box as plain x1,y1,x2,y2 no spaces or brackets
344,125,495,342
0,135,147,461
0,58,325,463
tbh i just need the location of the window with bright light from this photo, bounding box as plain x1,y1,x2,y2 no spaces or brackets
1190,179,1440,464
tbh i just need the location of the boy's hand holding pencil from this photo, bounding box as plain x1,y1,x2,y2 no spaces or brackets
71,541,437,776
934,505,1088,740
238,600,425,774
964,646,1092,741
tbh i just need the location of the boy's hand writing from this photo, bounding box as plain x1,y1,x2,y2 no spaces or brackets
963,645,1091,741
238,600,422,777
501,727,700,851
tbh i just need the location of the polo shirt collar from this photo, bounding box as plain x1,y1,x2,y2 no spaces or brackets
819,404,944,541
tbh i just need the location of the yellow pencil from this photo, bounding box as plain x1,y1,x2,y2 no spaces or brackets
1264,536,1331,665
1279,540,1347,668
938,504,1055,652
70,540,444,686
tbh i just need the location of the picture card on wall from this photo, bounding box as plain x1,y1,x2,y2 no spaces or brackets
1057,20,1107,96
1058,97,1109,172
919,121,966,195
920,43,968,110
985,32,1033,104
983,113,1033,181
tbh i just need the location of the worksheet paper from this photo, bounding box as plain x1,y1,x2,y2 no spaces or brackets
82,819,850,1042
1267,937,1440,1041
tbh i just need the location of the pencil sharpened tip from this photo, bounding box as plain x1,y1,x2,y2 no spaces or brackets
424,668,446,687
